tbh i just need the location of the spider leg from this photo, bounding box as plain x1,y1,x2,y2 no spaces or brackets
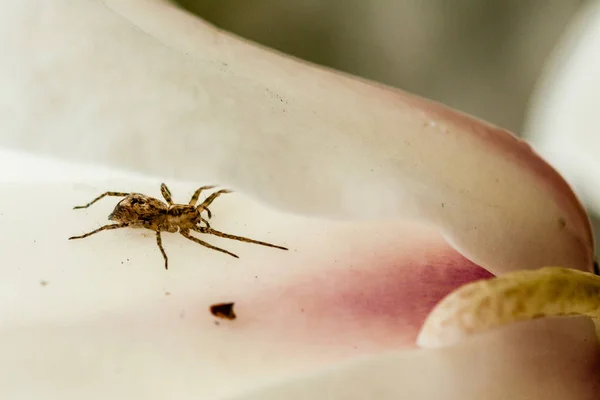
180,229,239,259
196,189,232,216
160,183,174,205
199,215,212,228
155,230,169,270
73,192,130,209
194,226,288,251
188,185,218,206
68,223,129,240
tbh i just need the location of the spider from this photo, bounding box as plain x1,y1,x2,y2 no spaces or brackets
68,183,288,269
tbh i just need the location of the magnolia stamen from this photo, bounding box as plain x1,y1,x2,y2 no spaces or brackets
417,266,600,348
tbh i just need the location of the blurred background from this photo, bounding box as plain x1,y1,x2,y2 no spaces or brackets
175,0,600,252
176,0,589,135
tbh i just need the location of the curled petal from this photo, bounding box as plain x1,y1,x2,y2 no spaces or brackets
103,1,595,276
0,0,593,276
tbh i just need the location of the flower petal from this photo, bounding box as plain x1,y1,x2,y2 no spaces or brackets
0,179,491,398
0,0,593,276
0,175,597,400
226,317,600,400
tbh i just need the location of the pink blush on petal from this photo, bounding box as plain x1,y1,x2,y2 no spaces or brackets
239,245,493,359
332,256,494,342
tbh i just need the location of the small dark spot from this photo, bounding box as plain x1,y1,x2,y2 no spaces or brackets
221,62,228,67
558,217,566,229
441,202,445,208
33,240,36,243
210,302,236,320
127,258,130,262
164,291,171,296
40,280,48,287
300,308,305,313
121,261,123,265
255,275,258,279
214,320,220,326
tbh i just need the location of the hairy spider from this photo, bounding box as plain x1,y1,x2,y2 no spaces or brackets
69,183,288,269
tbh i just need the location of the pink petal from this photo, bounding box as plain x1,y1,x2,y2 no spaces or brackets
234,222,494,355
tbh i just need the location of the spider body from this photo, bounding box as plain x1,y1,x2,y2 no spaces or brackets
69,183,288,269
108,195,203,233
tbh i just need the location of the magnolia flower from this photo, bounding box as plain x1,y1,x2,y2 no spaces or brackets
0,1,598,399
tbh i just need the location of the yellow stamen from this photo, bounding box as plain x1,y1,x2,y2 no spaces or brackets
417,267,600,348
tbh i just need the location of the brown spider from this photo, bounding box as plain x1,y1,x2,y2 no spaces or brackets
68,183,288,269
